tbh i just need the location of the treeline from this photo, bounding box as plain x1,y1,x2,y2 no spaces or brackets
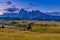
0,21,59,31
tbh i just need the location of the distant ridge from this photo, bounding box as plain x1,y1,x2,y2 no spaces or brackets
0,8,60,21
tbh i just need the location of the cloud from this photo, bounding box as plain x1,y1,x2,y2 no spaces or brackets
4,7,19,13
25,3,39,9
0,1,12,5
6,1,12,5
29,3,39,7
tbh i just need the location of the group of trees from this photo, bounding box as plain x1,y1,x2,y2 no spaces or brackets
0,22,34,31
19,23,34,31
0,24,5,28
39,24,57,27
10,21,34,31
0,21,58,31
26,23,33,30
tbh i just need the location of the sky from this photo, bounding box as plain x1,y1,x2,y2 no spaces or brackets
0,0,60,13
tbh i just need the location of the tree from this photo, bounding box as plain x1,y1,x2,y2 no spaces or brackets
2,24,5,28
27,23,33,31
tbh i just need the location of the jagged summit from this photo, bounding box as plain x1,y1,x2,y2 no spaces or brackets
0,8,60,21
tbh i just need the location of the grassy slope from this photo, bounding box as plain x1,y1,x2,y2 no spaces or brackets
0,28,60,40
0,20,60,40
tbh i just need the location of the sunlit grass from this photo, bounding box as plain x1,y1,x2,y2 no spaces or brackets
0,27,60,40
0,20,60,40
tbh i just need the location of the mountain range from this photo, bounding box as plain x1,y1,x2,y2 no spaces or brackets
0,8,60,21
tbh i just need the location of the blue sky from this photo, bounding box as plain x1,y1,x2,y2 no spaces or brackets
0,0,60,12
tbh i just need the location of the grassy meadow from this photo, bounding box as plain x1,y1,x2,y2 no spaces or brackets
0,20,60,40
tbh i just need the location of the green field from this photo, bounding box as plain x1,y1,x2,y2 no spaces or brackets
0,27,60,40
0,20,60,40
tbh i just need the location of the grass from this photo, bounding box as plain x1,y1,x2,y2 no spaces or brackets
32,26,60,33
0,20,60,40
0,27,60,40
0,32,60,40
